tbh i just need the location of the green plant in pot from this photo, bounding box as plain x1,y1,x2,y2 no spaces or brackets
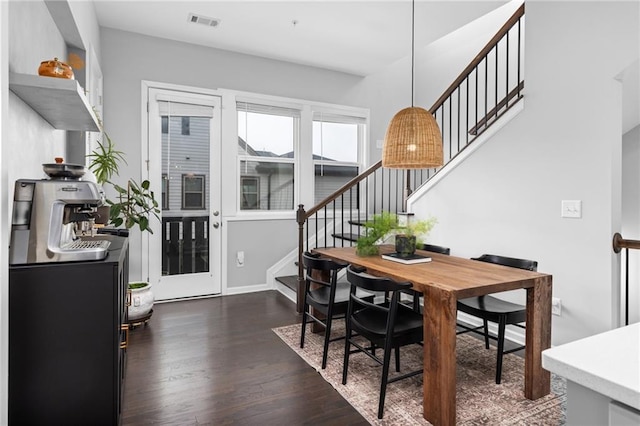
394,216,437,257
356,212,399,256
88,124,160,324
88,131,160,233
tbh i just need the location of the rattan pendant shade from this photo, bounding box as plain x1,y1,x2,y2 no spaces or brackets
382,106,443,169
382,0,444,170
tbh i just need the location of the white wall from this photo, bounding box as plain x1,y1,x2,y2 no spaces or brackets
100,27,365,285
622,125,640,325
409,2,639,345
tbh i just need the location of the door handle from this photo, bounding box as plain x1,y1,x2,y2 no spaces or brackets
213,222,220,229
213,210,219,217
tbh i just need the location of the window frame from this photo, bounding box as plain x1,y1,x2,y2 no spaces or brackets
311,111,365,210
181,116,190,135
240,176,260,210
161,173,169,210
236,99,300,213
181,174,206,210
230,91,369,219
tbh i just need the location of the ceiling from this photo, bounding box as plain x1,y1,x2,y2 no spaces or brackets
93,1,638,132
93,0,507,76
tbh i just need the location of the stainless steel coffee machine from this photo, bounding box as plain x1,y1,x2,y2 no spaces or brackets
9,163,111,264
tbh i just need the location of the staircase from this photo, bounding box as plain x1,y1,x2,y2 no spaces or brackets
279,4,526,312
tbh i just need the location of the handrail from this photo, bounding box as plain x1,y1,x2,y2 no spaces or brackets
303,160,381,219
612,232,640,253
430,3,525,112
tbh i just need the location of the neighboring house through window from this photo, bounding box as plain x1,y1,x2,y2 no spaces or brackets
312,112,363,210
235,97,367,214
237,101,298,211
182,174,205,210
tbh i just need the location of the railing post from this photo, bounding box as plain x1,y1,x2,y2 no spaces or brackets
613,232,640,326
296,204,307,313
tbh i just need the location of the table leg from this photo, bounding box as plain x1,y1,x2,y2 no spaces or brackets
525,275,552,399
423,285,457,426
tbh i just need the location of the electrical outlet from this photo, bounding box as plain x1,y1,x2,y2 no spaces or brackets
552,297,562,316
236,251,245,267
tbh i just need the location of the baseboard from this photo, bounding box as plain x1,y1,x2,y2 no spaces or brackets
457,312,526,347
225,283,271,296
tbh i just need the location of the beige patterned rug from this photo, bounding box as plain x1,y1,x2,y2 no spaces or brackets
273,322,566,425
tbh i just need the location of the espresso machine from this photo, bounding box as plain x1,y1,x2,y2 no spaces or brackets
9,163,111,264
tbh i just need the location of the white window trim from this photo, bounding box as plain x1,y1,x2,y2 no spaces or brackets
221,88,369,220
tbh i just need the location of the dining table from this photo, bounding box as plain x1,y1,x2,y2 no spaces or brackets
313,244,552,426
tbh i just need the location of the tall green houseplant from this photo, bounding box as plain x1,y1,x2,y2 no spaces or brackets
88,131,160,233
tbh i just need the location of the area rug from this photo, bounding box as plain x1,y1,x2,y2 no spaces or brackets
273,322,566,425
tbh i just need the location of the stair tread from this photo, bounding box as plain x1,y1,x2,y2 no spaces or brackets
275,275,298,292
331,232,360,242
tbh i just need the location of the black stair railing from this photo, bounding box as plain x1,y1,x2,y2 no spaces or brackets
293,4,525,311
613,233,640,325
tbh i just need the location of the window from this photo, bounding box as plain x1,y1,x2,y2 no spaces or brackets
161,174,169,210
161,117,168,134
241,177,259,210
312,112,363,209
181,116,190,135
182,174,205,209
237,101,299,211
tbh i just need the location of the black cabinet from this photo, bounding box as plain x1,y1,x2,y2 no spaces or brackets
9,236,129,425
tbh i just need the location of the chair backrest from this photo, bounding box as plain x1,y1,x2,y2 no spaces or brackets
472,254,538,271
346,265,412,312
420,243,451,255
302,251,348,290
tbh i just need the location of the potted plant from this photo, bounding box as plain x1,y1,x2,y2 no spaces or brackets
88,131,160,233
356,212,437,257
394,215,437,257
356,211,399,256
128,281,154,322
88,124,160,324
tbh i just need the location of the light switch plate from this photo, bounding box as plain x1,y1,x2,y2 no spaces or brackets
561,200,582,218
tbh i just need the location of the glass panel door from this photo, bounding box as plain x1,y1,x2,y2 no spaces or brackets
148,88,221,300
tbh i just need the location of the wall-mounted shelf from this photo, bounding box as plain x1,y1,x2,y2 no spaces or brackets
9,73,99,132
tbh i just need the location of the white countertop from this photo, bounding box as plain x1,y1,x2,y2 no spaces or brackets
542,322,640,410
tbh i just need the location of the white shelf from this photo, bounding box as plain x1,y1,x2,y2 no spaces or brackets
9,73,99,132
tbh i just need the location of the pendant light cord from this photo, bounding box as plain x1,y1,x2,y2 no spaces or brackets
411,0,415,108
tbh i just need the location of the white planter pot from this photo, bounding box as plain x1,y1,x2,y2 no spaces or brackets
128,282,154,320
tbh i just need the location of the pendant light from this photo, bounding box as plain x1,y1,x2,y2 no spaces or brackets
382,0,443,170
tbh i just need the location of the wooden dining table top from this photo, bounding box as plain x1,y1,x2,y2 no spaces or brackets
314,245,549,298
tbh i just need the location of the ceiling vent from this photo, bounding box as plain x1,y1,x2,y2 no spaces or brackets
188,13,221,28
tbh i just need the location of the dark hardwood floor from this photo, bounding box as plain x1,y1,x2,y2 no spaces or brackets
122,290,368,425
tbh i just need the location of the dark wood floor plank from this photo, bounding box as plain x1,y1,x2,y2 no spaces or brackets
122,290,368,425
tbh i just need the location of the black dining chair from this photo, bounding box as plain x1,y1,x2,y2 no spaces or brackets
456,254,538,384
300,252,373,369
342,265,424,419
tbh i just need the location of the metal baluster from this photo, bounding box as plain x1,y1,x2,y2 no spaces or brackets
495,44,499,121
506,31,510,109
